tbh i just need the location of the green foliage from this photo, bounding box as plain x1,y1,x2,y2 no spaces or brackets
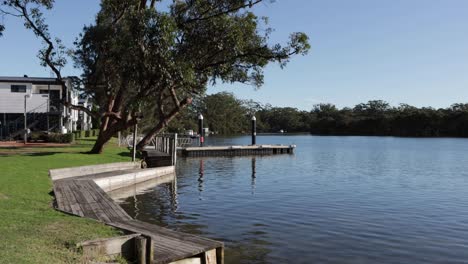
202,92,250,134
29,131,48,142
71,0,309,151
170,93,468,137
3,0,309,152
310,102,468,137
47,132,74,143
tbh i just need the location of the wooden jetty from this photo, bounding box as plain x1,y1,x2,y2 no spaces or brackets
143,134,177,168
180,144,296,157
50,162,223,264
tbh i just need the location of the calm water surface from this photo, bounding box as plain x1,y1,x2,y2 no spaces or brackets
119,135,468,263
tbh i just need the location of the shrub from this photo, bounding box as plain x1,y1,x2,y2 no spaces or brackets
29,131,47,142
47,133,74,143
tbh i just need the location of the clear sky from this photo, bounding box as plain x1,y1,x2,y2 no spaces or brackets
1,0,467,110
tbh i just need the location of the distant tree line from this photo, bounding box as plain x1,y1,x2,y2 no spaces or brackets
165,93,468,137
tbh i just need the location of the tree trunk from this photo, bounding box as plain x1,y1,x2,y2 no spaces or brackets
136,119,166,151
89,129,114,154
136,98,191,150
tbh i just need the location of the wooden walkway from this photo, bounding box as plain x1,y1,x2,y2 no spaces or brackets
180,144,296,157
51,165,223,264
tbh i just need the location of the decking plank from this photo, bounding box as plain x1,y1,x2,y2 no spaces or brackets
110,219,223,264
60,182,85,217
51,165,223,264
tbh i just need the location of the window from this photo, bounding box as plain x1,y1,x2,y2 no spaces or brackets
11,85,27,93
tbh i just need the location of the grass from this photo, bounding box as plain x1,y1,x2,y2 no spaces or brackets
0,138,132,263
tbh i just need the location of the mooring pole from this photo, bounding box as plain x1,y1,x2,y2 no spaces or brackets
251,115,256,145
132,123,138,162
198,113,204,147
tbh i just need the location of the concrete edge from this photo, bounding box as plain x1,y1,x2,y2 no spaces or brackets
49,162,141,181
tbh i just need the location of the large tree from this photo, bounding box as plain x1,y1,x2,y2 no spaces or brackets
2,0,310,153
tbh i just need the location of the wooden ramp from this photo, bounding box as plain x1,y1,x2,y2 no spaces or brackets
50,163,223,264
143,150,174,168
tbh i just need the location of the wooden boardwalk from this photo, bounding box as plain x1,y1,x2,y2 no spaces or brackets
180,144,296,157
50,164,223,264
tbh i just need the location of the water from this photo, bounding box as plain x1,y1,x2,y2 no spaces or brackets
118,135,468,263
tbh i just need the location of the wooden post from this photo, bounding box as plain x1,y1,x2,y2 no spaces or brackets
146,236,154,264
173,133,178,166
135,236,147,264
198,114,204,147
251,116,256,145
132,123,138,162
216,247,224,264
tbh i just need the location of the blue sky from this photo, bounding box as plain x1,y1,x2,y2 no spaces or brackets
1,0,467,110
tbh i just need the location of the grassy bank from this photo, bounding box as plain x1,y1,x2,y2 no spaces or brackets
0,138,131,263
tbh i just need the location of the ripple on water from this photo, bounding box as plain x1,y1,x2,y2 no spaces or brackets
119,136,468,263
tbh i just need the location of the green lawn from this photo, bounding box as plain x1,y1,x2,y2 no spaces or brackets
0,138,132,263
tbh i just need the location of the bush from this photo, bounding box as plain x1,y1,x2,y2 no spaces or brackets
47,133,74,143
85,130,91,137
29,131,48,142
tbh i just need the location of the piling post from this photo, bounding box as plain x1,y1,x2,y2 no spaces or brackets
132,123,137,162
198,113,204,147
173,133,178,166
251,115,256,145
135,236,147,264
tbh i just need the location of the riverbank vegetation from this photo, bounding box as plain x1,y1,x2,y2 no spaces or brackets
164,92,468,137
0,139,128,263
1,0,309,153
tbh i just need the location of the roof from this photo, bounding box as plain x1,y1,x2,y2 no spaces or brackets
0,76,71,85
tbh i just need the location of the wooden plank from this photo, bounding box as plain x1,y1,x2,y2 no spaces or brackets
51,161,223,264
81,180,132,222
90,182,133,221
70,180,99,220
61,181,85,216
53,183,71,213
78,234,140,261
170,258,201,264
109,220,222,264
202,249,217,264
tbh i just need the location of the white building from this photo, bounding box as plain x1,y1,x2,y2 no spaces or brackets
0,76,92,140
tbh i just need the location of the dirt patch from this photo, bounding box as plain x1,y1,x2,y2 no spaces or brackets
0,193,9,200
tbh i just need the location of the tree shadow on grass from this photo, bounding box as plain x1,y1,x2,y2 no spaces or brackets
22,152,64,157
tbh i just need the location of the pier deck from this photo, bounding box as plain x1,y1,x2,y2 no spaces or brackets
50,163,223,264
180,144,295,157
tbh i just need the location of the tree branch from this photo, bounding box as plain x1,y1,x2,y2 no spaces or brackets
63,102,99,120
184,0,263,24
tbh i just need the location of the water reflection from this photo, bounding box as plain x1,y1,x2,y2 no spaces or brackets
198,159,204,199
111,173,179,220
251,158,256,195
